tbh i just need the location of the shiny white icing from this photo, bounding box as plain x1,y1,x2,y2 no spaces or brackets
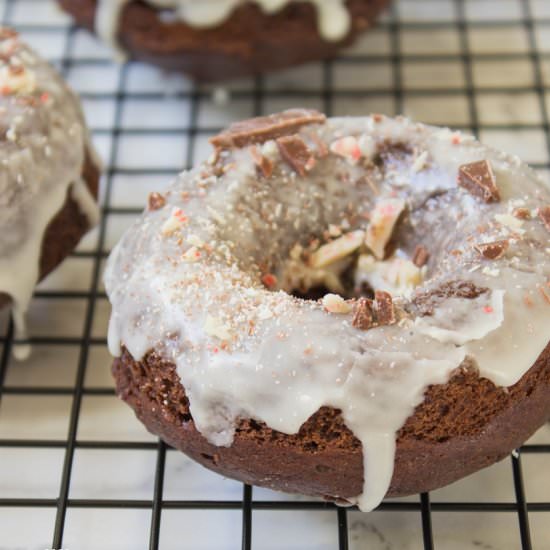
0,30,99,357
105,114,550,511
96,0,351,54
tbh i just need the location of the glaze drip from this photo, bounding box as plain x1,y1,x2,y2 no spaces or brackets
96,0,352,55
105,113,550,511
0,29,99,358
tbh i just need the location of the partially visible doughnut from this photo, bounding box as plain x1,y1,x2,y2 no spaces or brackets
105,110,550,510
0,28,101,359
58,0,389,81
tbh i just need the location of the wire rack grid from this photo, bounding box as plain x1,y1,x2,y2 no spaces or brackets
0,0,549,549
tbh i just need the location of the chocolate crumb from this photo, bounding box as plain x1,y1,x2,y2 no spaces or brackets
276,135,314,177
513,207,531,220
474,240,509,260
374,291,396,325
210,109,326,149
458,160,500,203
538,206,550,232
249,146,274,178
352,298,374,330
412,245,430,267
148,192,166,211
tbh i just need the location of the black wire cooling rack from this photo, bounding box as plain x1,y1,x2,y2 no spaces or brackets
0,0,549,549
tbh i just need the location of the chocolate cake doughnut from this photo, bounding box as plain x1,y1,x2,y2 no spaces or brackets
0,28,101,358
105,110,550,510
58,0,389,81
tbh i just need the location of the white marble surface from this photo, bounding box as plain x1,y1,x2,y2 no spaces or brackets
0,0,550,548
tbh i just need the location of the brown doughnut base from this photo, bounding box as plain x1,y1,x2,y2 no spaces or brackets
0,149,100,310
112,343,550,502
58,0,390,82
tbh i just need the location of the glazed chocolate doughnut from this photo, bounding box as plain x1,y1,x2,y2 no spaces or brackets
105,110,550,510
0,28,101,358
58,0,389,82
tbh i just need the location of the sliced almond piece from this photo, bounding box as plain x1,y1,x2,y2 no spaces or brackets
309,230,365,269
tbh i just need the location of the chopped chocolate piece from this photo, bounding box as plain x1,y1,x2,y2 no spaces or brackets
352,298,374,330
513,207,531,220
148,192,166,211
412,245,430,267
458,160,500,203
374,290,396,325
276,135,315,177
413,280,489,317
249,146,274,178
538,206,550,232
474,240,509,260
210,109,326,149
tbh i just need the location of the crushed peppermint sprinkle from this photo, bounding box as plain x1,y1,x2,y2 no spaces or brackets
161,207,188,235
365,198,406,260
182,246,201,262
261,273,278,289
494,213,525,234
483,305,494,314
411,150,429,173
310,230,364,268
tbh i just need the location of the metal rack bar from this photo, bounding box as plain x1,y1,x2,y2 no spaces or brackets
0,1,548,548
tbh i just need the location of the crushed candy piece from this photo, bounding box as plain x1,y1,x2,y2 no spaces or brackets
365,198,406,259
411,150,429,173
261,273,278,289
357,254,423,296
161,208,188,236
182,246,201,262
310,230,365,268
187,234,204,248
0,64,36,95
458,160,500,203
204,315,232,340
494,213,524,233
322,293,352,314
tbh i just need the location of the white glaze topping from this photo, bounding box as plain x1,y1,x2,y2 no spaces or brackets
105,113,550,511
0,29,99,358
96,0,352,55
